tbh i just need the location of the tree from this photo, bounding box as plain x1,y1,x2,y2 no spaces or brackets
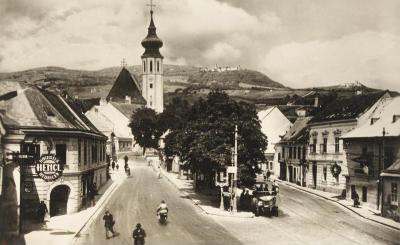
129,107,161,154
165,91,267,188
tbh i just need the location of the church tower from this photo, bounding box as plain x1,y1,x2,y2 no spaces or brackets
141,6,164,113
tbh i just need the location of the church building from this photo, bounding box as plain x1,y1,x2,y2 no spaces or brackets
85,6,164,158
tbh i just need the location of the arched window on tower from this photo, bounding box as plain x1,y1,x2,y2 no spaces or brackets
150,60,153,73
157,61,160,72
143,61,146,73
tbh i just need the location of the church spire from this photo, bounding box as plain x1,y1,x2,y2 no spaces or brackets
141,1,163,59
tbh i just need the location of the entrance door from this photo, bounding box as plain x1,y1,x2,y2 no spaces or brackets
362,186,368,202
312,162,317,188
50,185,70,216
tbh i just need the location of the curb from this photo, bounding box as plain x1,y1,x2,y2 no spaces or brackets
160,169,254,219
70,175,125,244
279,181,400,231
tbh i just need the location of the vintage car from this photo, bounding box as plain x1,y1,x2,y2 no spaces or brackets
250,182,279,217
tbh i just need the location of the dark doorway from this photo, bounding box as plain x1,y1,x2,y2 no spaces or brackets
362,186,368,202
280,162,287,181
50,185,70,216
288,165,293,183
312,162,317,188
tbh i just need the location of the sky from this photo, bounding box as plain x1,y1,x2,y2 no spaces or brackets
0,0,399,91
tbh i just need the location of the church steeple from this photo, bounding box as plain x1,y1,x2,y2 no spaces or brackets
141,1,164,113
141,9,163,58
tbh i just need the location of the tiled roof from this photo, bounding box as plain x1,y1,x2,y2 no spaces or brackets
280,116,312,143
342,96,400,138
110,102,144,119
106,67,146,105
0,81,105,137
311,91,388,123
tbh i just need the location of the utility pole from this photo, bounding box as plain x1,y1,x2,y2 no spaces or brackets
232,125,238,212
380,127,386,213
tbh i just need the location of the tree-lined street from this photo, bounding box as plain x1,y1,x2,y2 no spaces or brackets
74,157,400,245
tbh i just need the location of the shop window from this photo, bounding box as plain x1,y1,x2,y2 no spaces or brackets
391,183,398,205
56,144,67,166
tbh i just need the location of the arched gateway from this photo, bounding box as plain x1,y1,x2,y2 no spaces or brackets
50,185,70,216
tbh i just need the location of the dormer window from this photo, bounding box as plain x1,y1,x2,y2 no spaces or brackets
370,117,379,125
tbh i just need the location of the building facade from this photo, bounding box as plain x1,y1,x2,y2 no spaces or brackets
141,9,164,113
257,107,292,176
342,96,400,210
0,82,107,235
306,91,391,195
276,116,311,186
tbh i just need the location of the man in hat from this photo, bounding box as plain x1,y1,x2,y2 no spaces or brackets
103,210,116,239
132,223,146,245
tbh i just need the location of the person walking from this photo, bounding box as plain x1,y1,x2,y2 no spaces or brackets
116,163,119,171
37,201,48,222
353,191,360,208
132,223,146,245
112,161,116,171
103,210,116,239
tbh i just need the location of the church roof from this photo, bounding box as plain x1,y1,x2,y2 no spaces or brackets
110,102,144,119
106,67,146,105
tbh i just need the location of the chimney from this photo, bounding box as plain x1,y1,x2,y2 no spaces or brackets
314,96,319,107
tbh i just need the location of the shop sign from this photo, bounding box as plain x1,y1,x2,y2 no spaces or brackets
35,154,63,181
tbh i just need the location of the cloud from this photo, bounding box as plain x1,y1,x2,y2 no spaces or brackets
261,31,400,91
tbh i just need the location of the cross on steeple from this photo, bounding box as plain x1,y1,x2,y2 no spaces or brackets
120,58,127,67
146,0,156,13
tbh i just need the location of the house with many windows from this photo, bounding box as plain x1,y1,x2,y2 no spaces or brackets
306,91,392,196
0,82,107,235
342,96,400,215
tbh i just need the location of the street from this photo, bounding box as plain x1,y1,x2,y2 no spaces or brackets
73,158,242,245
74,157,400,245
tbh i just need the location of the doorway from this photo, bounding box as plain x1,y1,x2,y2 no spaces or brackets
50,185,70,216
312,162,317,188
362,186,368,202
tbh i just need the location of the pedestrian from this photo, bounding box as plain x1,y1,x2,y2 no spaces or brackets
244,190,251,211
266,170,271,180
132,223,146,245
353,191,360,208
103,210,116,239
88,182,97,206
112,161,116,171
116,163,119,171
37,201,48,222
124,155,129,165
239,189,245,210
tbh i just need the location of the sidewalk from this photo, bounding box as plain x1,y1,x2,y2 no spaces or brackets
160,168,254,218
13,168,127,245
279,180,400,231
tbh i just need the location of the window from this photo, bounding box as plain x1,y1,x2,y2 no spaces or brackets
269,162,273,170
149,83,153,89
391,183,398,205
157,61,160,72
298,147,301,159
84,140,87,165
323,166,327,181
56,144,67,166
335,137,340,153
20,143,40,165
278,153,281,161
78,138,81,165
282,147,285,158
289,147,292,159
302,147,306,160
143,60,146,73
150,60,153,72
310,139,317,153
323,138,327,153
293,147,297,159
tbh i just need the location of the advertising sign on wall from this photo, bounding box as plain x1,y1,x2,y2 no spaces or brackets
35,154,63,181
